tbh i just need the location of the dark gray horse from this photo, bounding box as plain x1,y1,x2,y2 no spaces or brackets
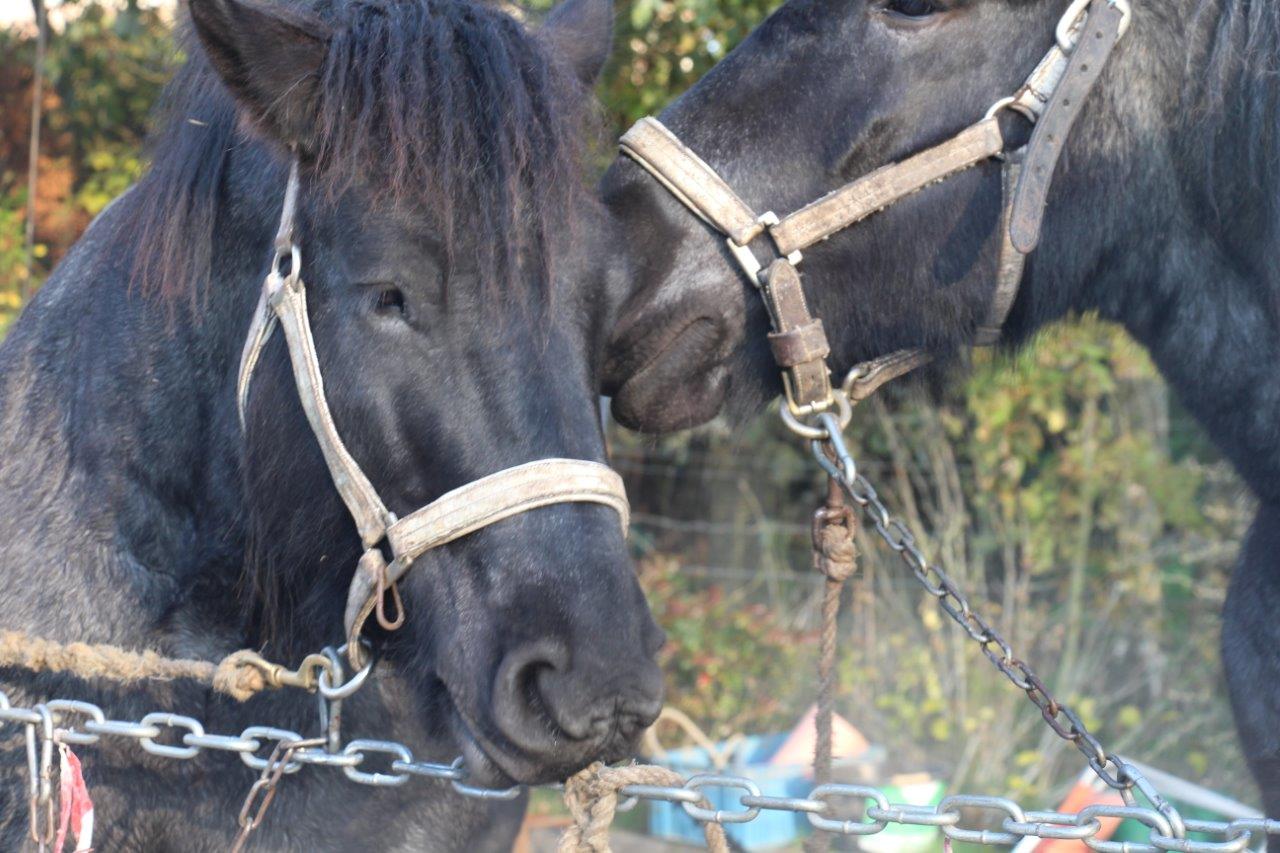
0,0,664,848
602,0,1280,819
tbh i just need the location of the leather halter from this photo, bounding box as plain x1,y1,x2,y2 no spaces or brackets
620,0,1131,427
238,162,630,666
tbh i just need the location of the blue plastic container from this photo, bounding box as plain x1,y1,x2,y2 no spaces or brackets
647,734,813,850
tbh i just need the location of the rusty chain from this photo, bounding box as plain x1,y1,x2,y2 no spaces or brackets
806,409,1138,791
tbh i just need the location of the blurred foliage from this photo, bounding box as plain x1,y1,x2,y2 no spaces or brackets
0,0,1259,813
641,555,817,739
615,319,1252,803
0,0,172,325
599,0,776,127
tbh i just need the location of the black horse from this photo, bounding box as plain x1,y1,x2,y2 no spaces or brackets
602,0,1280,819
0,0,664,847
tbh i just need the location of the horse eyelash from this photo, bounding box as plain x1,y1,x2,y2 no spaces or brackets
881,0,944,19
372,286,407,316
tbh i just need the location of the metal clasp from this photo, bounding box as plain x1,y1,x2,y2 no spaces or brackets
237,651,336,693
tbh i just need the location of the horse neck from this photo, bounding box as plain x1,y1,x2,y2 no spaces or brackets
0,145,279,650
1011,3,1280,502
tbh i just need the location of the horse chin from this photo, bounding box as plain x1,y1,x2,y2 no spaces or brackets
608,317,732,433
450,706,641,787
453,720,521,788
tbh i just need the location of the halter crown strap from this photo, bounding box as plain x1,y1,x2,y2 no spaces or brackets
238,164,393,548
1008,0,1127,253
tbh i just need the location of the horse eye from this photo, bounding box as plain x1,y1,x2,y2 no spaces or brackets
884,0,940,17
373,286,407,316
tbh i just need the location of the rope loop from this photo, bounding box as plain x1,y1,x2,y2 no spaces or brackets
559,762,729,853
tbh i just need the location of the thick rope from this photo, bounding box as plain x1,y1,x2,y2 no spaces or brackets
559,762,729,853
805,476,857,853
0,632,271,701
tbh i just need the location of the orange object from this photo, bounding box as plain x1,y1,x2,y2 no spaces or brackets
769,705,869,768
1028,771,1124,852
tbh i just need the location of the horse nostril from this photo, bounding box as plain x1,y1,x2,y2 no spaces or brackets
617,704,660,740
492,639,571,741
493,640,665,750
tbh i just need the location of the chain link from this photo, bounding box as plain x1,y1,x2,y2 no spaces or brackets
2,687,1277,849
814,428,1139,792
1,422,1277,849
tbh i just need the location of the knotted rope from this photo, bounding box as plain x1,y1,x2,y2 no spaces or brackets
0,632,275,702
806,475,857,853
558,762,729,853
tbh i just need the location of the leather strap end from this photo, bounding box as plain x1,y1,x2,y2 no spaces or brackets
1009,0,1125,253
342,548,387,643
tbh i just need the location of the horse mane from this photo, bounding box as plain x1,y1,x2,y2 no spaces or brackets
1187,0,1280,216
129,0,589,303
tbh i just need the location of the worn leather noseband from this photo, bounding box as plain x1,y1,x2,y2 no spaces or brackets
239,163,629,665
621,0,1130,426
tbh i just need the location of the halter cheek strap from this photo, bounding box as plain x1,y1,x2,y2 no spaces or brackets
238,162,630,666
619,0,1130,424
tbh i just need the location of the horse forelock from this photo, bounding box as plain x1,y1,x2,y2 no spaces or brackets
128,0,590,306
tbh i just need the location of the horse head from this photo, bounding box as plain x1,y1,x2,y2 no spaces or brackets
187,0,662,786
600,0,1231,434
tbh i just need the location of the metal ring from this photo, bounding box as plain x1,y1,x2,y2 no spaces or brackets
984,95,1019,122
1056,0,1131,51
780,391,853,440
1078,804,1172,853
938,795,1026,845
318,641,374,700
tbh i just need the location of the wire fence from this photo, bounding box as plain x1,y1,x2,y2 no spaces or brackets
605,390,1259,808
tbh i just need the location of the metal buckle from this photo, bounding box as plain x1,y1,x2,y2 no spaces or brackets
780,371,836,421
1056,0,1131,52
780,389,852,440
726,212,802,286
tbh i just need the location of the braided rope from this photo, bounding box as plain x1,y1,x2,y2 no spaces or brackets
805,476,857,853
0,631,270,701
558,762,729,853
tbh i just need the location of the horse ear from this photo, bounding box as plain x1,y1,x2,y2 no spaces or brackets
539,0,614,86
187,0,332,150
